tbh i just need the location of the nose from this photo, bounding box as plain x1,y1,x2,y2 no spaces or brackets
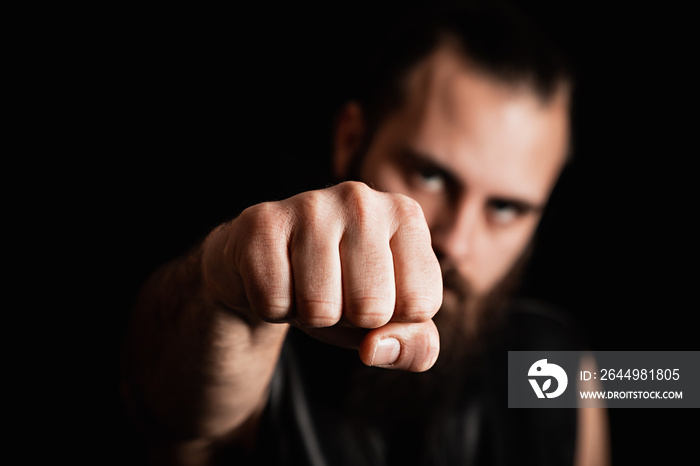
430,197,479,263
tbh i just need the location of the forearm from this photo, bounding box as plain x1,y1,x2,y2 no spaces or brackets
121,240,288,459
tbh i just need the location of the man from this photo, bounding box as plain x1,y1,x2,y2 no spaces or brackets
122,2,610,464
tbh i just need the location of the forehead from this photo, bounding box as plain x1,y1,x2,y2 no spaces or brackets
385,47,570,203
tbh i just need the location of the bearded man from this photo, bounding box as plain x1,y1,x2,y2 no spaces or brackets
122,3,610,465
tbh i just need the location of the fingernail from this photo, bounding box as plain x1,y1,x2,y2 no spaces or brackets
372,338,401,366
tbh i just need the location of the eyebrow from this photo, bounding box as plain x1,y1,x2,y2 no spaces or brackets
398,146,460,187
397,146,546,213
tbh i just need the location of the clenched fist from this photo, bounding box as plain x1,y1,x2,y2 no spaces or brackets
202,181,442,372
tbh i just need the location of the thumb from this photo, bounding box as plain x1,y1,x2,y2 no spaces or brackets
358,320,440,372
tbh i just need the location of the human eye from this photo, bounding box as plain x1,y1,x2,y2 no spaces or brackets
487,199,526,225
412,165,445,192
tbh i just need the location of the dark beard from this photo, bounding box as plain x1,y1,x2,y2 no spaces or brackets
431,251,529,377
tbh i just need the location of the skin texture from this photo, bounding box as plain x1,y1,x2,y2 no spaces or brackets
123,46,609,465
202,181,443,370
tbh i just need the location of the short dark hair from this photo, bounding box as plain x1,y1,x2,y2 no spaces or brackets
355,1,573,142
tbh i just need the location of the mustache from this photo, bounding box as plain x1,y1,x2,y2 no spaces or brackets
440,263,473,303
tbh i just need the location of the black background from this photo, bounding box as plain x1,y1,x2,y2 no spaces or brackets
50,1,696,463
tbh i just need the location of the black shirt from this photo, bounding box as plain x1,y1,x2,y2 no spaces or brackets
244,299,585,466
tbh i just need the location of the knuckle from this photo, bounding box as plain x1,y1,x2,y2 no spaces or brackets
338,180,373,198
393,193,424,220
237,201,289,241
295,298,342,328
396,293,439,321
338,181,377,227
390,194,430,240
240,201,278,224
295,191,333,235
345,297,392,328
248,287,293,322
288,189,346,243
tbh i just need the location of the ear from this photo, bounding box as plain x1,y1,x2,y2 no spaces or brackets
333,102,365,180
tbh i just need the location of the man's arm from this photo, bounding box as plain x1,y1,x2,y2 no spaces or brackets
121,181,443,464
121,240,289,464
